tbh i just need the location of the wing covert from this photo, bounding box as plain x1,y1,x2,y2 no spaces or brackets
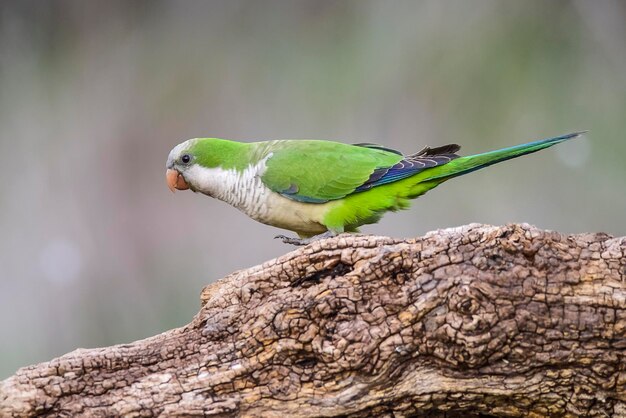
261,140,401,203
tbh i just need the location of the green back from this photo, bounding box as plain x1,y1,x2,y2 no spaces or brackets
260,140,403,203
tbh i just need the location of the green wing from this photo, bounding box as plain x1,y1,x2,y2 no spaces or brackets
261,140,403,203
260,132,582,204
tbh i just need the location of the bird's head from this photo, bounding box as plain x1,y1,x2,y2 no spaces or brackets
167,138,243,193
166,138,200,193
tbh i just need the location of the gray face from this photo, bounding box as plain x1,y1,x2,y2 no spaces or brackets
166,140,194,170
166,139,197,192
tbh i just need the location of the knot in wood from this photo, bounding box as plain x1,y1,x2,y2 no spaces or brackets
447,283,497,331
434,280,504,368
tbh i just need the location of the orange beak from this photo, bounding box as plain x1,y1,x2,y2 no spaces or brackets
166,169,190,193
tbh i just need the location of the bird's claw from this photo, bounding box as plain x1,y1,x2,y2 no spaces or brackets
274,231,337,246
274,235,308,246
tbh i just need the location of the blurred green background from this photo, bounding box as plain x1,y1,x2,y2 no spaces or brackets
1,0,624,379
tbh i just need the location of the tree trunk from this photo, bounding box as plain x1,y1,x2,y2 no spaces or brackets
1,223,625,417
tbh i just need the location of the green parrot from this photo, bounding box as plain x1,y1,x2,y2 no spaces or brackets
166,132,582,245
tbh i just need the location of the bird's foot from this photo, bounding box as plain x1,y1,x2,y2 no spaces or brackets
274,231,337,246
274,235,307,245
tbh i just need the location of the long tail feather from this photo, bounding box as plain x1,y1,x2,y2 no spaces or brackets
424,131,585,182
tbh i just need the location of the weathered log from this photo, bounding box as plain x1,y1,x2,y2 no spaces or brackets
1,223,625,417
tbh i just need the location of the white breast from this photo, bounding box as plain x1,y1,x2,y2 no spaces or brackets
184,158,329,235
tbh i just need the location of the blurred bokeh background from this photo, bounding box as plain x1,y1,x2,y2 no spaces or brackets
1,0,625,378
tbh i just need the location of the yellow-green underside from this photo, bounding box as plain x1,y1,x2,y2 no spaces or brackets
321,175,444,234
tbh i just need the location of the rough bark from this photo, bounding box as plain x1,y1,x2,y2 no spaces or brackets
1,223,625,418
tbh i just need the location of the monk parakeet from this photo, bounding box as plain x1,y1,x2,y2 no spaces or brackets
166,132,582,245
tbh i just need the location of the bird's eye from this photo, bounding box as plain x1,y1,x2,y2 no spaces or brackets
181,154,191,164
